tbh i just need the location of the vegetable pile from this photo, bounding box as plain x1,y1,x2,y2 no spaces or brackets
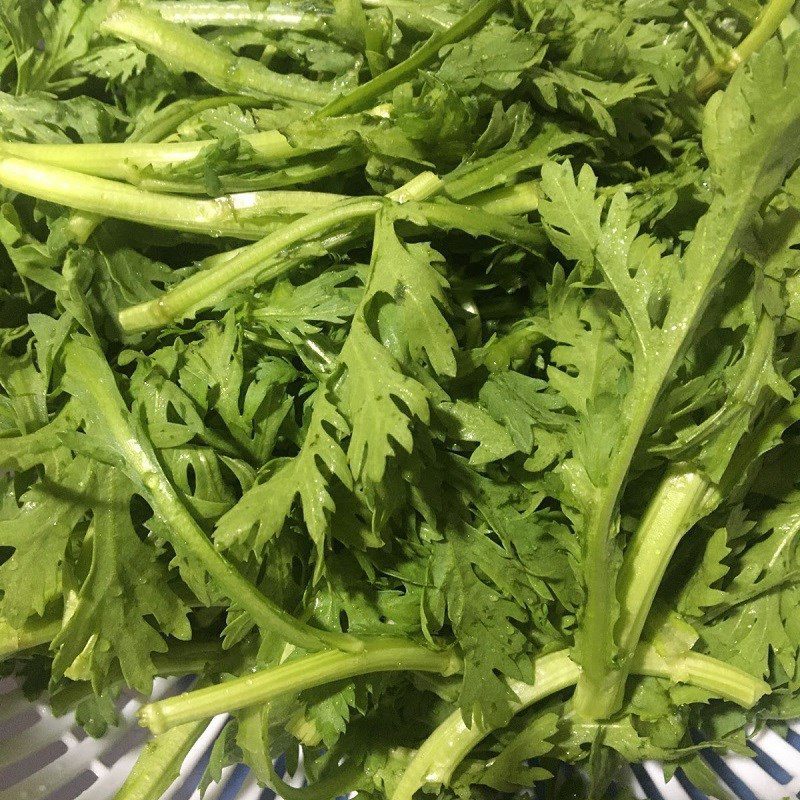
1,0,800,798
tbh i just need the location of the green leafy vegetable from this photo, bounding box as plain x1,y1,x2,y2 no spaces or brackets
1,2,800,800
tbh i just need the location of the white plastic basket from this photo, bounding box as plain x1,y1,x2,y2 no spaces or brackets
1,674,799,800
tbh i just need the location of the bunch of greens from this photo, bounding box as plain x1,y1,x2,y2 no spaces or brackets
2,0,800,798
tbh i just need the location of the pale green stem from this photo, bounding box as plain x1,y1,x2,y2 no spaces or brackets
138,638,461,734
128,95,266,144
0,130,297,183
685,8,728,64
412,199,543,249
392,650,579,800
122,198,382,330
0,157,347,239
101,4,331,105
463,180,539,216
781,11,800,36
572,394,657,718
60,96,267,242
393,646,769,800
67,212,104,244
317,0,499,117
599,313,777,711
629,648,770,706
52,642,224,712
696,0,796,99
609,470,718,704
118,171,443,332
147,0,456,33
574,143,797,719
114,718,210,800
132,148,367,195
145,1,327,30
114,674,217,800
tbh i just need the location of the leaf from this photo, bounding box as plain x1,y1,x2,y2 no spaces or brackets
437,24,544,94
300,679,359,748
215,384,351,573
179,311,290,459
0,91,120,143
675,528,730,617
532,67,653,136
367,212,457,377
700,493,800,679
249,268,361,345
425,522,535,728
338,323,430,484
0,0,103,93
51,468,191,693
199,719,242,797
336,212,435,484
74,41,148,84
704,36,800,208
478,370,565,456
539,160,674,359
0,454,93,624
433,399,517,465
476,712,558,790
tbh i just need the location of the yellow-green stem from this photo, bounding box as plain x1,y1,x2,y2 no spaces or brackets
0,157,346,240
118,171,442,332
696,0,796,98
139,638,461,734
393,646,769,800
101,4,330,104
317,0,499,118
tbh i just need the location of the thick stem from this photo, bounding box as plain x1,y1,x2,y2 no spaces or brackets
121,197,382,330
684,8,729,65
145,1,327,31
0,130,297,183
138,638,461,734
51,641,225,712
114,718,209,800
615,471,716,659
574,162,788,718
101,5,331,105
133,148,367,195
67,212,103,244
114,674,218,800
64,341,360,654
406,199,543,249
587,470,718,713
630,649,770,706
317,0,499,118
0,157,345,239
463,180,539,216
118,171,443,332
393,646,769,800
146,0,456,34
573,396,657,718
391,650,579,800
129,95,266,144
695,0,796,99
585,313,778,716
